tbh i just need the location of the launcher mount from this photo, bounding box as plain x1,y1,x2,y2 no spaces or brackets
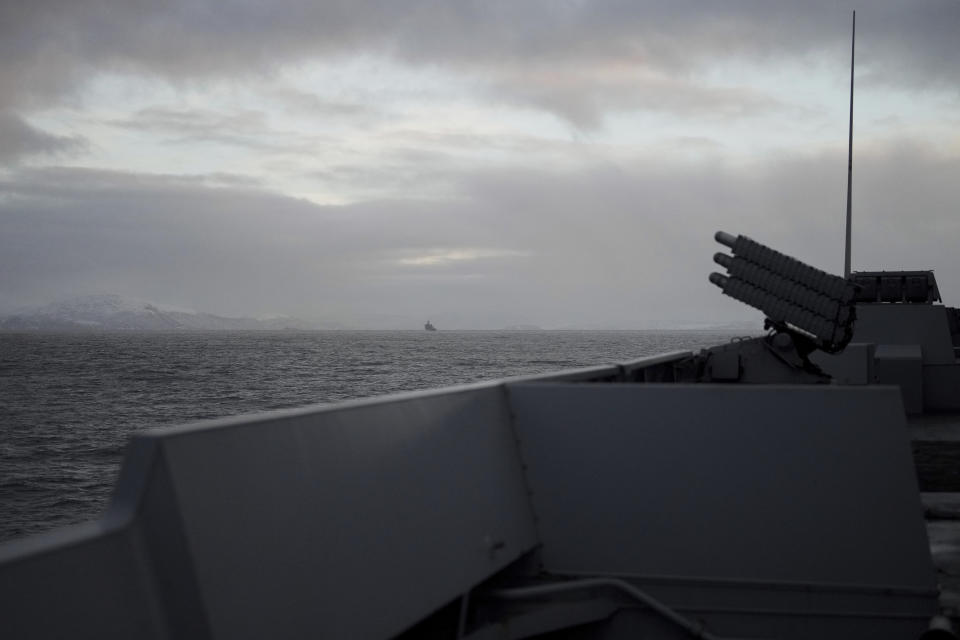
676,231,857,384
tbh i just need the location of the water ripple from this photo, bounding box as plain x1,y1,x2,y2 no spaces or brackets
0,329,745,542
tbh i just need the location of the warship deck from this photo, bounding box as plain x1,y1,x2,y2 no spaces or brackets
914,414,960,619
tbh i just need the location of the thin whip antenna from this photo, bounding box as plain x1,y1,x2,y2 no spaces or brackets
844,10,855,278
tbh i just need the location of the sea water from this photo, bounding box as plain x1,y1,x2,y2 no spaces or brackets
0,329,746,542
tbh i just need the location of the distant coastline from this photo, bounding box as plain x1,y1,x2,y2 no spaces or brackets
1,294,760,333
0,294,333,332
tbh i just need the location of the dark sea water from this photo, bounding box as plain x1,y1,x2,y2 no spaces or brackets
0,329,746,543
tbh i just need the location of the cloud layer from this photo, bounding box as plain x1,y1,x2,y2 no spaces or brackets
0,113,87,165
1,2,958,122
3,138,958,327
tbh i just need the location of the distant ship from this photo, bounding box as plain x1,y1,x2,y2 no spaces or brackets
424,320,436,331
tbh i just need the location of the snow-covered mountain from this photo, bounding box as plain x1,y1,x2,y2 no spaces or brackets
0,295,321,331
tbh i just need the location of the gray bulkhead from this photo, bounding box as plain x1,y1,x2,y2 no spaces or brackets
815,275,960,414
0,353,939,639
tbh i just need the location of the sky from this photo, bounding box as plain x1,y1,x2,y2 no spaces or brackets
1,1,958,329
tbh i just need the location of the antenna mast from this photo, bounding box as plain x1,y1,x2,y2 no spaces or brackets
844,10,855,278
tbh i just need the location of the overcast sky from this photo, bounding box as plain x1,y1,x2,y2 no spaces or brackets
1,1,958,328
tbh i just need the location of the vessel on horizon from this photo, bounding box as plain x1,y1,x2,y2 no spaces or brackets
424,320,436,331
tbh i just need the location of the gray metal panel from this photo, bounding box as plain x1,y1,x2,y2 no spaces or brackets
156,384,538,640
619,352,692,382
505,364,622,383
0,522,166,639
876,344,923,360
923,365,960,411
876,344,924,414
0,438,191,639
811,342,876,384
588,607,932,640
855,303,956,364
0,434,211,639
508,383,934,589
127,440,213,638
617,351,692,374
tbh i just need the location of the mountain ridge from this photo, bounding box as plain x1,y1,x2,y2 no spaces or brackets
0,294,328,331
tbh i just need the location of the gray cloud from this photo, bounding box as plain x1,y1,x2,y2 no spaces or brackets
0,113,87,165
271,86,373,119
489,69,789,130
2,140,958,327
107,107,338,155
1,2,956,126
110,107,269,138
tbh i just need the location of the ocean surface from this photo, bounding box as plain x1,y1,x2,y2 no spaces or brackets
0,329,749,543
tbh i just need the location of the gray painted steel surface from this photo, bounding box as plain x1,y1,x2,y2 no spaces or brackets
876,344,925,414
509,383,931,585
0,520,169,639
0,354,944,638
821,303,960,413
157,385,539,639
505,383,937,636
811,342,877,384
924,366,960,411
856,304,956,364
1,384,540,639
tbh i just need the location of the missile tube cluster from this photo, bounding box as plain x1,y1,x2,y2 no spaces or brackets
710,231,857,353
